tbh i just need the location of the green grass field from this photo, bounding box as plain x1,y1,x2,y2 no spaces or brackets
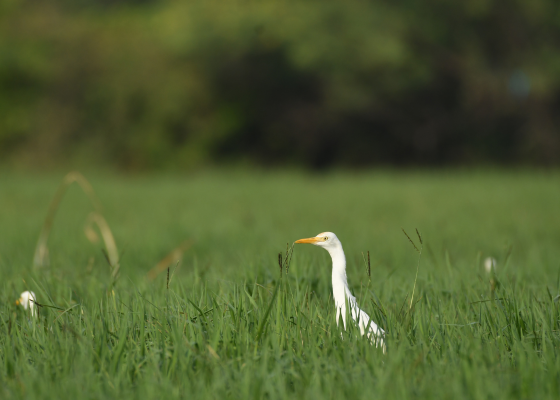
1,170,559,399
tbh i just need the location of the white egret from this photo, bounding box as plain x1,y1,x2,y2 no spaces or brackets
484,257,497,274
295,232,385,351
16,291,37,317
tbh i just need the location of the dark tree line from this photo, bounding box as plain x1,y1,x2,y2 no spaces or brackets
1,0,559,169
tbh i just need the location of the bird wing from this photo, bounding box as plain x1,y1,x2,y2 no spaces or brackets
337,290,386,352
350,302,386,352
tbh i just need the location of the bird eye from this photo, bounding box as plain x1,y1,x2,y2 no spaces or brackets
324,237,328,241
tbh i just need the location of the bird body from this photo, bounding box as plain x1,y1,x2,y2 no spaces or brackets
295,232,385,351
16,291,37,317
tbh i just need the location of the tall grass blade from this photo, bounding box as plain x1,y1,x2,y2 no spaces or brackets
255,282,280,342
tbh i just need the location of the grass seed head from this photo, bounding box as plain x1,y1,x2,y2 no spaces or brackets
402,228,420,253
367,250,371,278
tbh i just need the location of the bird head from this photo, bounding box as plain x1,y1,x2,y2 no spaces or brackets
295,232,340,250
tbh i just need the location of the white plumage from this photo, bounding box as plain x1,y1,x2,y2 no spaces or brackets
16,291,37,317
295,232,386,351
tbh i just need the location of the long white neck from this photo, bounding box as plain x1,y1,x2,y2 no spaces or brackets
326,242,351,310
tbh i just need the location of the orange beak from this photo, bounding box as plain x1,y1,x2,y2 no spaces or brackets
15,299,21,305
295,236,323,244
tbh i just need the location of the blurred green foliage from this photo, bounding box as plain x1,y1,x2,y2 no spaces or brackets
1,171,560,399
1,0,560,169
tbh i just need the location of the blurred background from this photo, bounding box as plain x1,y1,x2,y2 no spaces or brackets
1,0,559,171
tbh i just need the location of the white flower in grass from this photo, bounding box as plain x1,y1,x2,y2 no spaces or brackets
484,257,497,274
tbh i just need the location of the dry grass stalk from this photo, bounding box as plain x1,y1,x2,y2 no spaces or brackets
147,239,193,281
84,212,120,278
33,171,106,268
